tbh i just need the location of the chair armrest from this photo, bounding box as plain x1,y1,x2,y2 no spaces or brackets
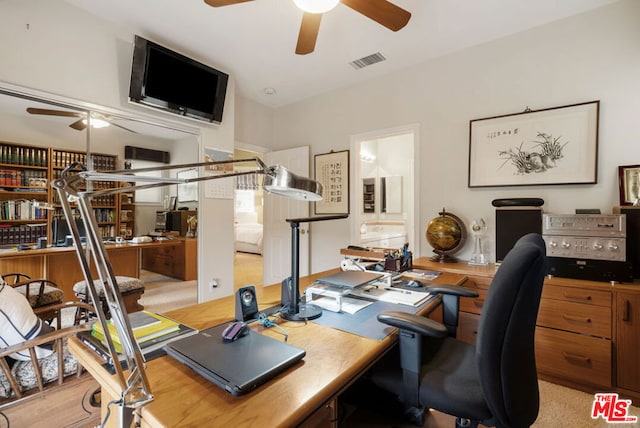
377,311,448,338
33,301,95,318
0,325,91,359
423,283,479,298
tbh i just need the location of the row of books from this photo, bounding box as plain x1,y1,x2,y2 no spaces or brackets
0,169,47,187
51,151,116,170
0,199,49,220
0,145,47,167
0,223,47,245
77,311,197,370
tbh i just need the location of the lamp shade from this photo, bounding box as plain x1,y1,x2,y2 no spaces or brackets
293,0,340,14
263,165,323,201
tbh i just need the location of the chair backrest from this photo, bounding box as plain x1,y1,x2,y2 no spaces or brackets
476,233,547,428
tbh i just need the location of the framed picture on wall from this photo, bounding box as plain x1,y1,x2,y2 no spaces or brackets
468,100,599,187
618,164,640,206
314,150,349,215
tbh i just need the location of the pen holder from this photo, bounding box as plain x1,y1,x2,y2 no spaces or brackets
384,252,412,272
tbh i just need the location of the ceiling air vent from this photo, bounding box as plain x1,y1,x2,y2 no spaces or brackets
349,52,386,70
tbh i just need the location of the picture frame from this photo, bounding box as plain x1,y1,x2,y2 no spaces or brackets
618,165,640,206
314,150,349,215
468,100,599,187
177,168,198,202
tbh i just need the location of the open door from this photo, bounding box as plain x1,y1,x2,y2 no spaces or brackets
263,146,311,286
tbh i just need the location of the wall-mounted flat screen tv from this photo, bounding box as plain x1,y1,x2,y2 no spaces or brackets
129,35,229,124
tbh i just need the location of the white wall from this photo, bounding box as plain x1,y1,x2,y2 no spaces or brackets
0,0,237,301
266,0,640,271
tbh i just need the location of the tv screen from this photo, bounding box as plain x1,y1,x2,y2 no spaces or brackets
129,35,229,124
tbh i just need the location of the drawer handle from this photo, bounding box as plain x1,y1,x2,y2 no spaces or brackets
562,351,591,364
562,292,592,301
562,314,592,323
473,298,484,307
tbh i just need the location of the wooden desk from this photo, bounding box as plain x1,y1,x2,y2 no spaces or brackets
69,269,466,427
0,240,185,300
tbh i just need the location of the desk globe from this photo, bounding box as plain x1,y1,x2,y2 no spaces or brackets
426,209,467,262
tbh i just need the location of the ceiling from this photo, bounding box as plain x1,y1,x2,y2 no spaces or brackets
65,0,618,108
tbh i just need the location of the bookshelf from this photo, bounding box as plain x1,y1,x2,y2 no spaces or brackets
118,182,136,239
0,141,49,245
0,141,136,246
51,149,119,239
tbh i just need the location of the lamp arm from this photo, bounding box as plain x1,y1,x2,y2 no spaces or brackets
61,157,269,197
50,156,321,424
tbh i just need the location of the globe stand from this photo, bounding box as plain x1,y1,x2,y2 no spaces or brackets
431,250,460,263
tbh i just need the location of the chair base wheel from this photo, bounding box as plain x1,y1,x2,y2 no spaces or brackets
456,417,479,428
403,405,425,426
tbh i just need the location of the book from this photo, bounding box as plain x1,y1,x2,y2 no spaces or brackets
78,322,198,369
92,311,182,353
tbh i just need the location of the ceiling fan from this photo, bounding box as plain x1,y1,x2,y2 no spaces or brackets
203,0,411,55
26,107,137,133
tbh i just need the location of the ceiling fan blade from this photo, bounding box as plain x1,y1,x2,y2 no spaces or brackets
296,12,322,55
26,107,84,118
203,0,253,7
69,119,87,131
341,0,411,31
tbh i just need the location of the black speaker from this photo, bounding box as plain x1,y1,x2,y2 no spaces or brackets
235,286,259,322
495,207,542,262
614,206,640,278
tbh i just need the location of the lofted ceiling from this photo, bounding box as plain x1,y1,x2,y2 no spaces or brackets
65,0,618,108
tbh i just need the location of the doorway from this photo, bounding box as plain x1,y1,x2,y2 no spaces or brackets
233,147,265,291
351,124,419,252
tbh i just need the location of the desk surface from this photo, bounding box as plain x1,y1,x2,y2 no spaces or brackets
69,269,466,428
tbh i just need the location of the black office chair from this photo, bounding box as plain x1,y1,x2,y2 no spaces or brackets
372,233,547,428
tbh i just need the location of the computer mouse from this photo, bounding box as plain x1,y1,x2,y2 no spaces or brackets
222,321,249,342
405,280,423,288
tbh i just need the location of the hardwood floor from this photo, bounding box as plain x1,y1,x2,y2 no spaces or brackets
234,251,263,292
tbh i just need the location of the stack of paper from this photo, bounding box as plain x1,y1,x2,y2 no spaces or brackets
348,286,431,307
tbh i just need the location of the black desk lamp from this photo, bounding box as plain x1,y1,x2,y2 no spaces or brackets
282,215,349,321
51,157,323,426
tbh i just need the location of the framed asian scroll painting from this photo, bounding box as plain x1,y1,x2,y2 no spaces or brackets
468,101,599,187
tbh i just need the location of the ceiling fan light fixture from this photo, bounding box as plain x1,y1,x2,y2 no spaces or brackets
293,0,339,14
82,118,110,128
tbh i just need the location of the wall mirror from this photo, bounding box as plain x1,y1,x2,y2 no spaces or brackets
0,85,200,238
352,128,416,249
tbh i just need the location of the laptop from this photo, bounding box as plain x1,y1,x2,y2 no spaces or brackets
163,323,306,396
316,270,384,288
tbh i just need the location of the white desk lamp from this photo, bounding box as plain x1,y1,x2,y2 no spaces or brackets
51,157,322,427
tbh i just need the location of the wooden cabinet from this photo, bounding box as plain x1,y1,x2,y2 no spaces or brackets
141,239,197,281
535,283,612,388
413,258,640,403
616,290,640,394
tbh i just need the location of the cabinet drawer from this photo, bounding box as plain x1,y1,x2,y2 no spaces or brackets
542,284,611,307
458,311,480,345
459,276,491,315
538,299,611,338
535,327,611,388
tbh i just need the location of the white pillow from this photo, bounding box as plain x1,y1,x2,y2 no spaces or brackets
0,282,53,361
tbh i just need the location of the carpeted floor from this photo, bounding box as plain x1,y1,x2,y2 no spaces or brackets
341,378,640,427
